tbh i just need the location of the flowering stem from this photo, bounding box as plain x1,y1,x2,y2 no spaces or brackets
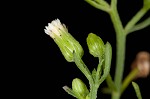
108,3,149,99
109,6,126,99
84,0,150,99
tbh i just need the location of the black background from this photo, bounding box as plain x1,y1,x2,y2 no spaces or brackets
7,0,150,99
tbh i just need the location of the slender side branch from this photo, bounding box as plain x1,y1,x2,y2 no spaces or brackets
111,0,117,8
121,68,139,94
125,7,149,35
128,17,150,34
85,0,110,12
95,0,110,7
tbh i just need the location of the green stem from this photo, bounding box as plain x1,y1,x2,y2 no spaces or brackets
85,0,110,12
125,7,149,35
121,68,139,94
95,0,110,7
111,0,117,8
109,8,126,99
128,17,150,34
74,56,92,82
95,59,104,84
90,84,99,99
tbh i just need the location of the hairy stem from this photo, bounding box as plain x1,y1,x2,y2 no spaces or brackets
90,84,99,99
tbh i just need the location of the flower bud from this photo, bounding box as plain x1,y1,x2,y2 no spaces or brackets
143,0,150,9
131,51,150,78
86,33,105,59
44,19,83,62
72,78,89,98
86,95,90,99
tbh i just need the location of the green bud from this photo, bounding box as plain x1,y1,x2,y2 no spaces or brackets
86,95,90,99
144,0,150,9
86,33,105,59
44,19,84,62
72,78,89,98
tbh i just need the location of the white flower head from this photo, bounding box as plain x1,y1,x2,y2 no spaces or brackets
44,19,84,62
44,19,67,38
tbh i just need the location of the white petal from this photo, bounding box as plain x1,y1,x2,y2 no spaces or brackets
44,29,50,35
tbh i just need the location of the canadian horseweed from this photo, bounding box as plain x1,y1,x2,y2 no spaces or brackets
44,0,150,99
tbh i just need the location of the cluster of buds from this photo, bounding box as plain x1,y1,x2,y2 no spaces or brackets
131,51,150,78
44,19,83,62
45,19,111,99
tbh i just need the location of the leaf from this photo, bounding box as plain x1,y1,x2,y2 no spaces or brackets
95,59,104,82
132,82,142,99
92,68,97,81
99,42,112,84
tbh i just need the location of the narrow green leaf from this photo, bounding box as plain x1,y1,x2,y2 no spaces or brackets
99,42,112,84
95,59,104,82
92,68,97,81
132,82,142,99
